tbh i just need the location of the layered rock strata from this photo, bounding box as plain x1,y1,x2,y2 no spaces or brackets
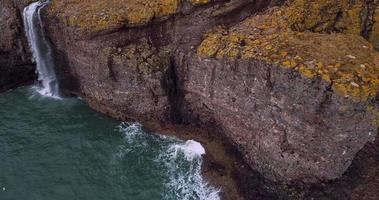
38,0,379,184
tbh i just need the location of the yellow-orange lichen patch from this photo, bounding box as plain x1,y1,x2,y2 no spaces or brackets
283,0,366,34
48,0,179,33
189,0,211,6
197,0,379,101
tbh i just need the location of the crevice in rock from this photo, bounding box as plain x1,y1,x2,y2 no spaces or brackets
266,66,274,92
163,57,184,124
315,80,334,114
107,56,117,81
361,0,377,39
209,64,217,100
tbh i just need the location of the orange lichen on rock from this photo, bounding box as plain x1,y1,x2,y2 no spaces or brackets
189,0,211,6
48,0,180,33
285,0,366,34
198,0,379,101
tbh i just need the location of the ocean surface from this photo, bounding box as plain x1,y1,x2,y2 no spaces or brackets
0,86,219,200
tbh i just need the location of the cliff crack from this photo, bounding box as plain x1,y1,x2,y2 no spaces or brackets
163,57,184,123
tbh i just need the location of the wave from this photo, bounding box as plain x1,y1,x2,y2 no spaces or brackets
160,140,220,200
116,122,220,200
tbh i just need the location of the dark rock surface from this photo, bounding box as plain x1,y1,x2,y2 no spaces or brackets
1,0,378,199
43,0,378,185
0,0,35,92
43,0,278,121
176,54,377,183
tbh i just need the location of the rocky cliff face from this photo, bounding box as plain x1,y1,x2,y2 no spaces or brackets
41,0,379,185
44,0,280,121
196,0,379,182
0,0,35,92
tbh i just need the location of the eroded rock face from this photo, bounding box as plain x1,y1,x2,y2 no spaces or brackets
0,0,35,91
43,0,378,184
179,55,377,183
44,0,276,121
196,0,379,182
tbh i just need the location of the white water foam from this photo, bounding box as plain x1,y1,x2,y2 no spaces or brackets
168,140,206,161
161,140,220,200
27,86,61,100
112,122,146,160
23,1,60,98
118,122,143,143
116,122,220,200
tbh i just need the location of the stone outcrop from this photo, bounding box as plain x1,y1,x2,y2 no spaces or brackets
195,0,379,183
0,0,35,92
40,0,379,185
44,0,279,121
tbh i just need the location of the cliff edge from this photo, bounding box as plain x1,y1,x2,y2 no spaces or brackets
1,0,378,198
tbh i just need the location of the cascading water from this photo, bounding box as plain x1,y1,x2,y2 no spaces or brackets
23,0,59,98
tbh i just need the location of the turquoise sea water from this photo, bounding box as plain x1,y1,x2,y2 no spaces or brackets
0,86,219,200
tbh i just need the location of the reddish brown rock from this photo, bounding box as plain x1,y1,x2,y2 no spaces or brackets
44,0,276,122
1,0,379,198
0,0,35,92
41,0,379,185
42,0,378,188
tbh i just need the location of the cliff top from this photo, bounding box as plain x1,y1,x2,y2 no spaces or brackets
198,0,379,101
47,0,210,33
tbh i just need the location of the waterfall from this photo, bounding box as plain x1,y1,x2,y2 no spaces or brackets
23,1,59,98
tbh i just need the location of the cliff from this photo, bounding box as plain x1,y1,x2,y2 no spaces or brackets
0,0,35,92
42,0,379,183
196,1,379,184
1,0,379,198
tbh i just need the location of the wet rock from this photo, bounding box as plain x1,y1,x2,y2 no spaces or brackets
0,0,35,92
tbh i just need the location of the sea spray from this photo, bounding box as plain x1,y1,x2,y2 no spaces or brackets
0,89,221,199
161,140,220,200
23,1,60,98
168,140,206,161
117,122,220,200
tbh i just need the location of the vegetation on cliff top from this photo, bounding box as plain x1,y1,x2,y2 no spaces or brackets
198,0,379,101
47,0,210,33
48,0,179,32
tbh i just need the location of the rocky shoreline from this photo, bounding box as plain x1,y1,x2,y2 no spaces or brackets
76,96,379,200
1,0,379,199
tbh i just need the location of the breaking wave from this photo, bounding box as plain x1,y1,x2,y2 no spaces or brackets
117,122,220,200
